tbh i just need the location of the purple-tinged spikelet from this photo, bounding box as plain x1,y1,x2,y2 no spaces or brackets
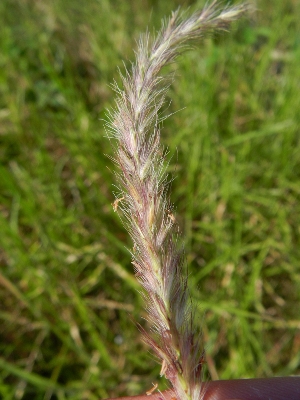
107,2,248,399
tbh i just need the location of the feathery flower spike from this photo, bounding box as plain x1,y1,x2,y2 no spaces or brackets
107,2,248,400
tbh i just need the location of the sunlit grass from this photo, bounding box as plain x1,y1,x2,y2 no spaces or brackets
1,0,300,399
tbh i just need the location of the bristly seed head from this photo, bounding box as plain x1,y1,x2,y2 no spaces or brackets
107,2,248,400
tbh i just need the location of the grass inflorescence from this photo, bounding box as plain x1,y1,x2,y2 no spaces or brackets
107,3,249,399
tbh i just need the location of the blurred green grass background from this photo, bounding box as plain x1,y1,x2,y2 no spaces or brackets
1,0,300,399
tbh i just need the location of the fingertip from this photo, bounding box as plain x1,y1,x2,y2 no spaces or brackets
203,377,300,400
